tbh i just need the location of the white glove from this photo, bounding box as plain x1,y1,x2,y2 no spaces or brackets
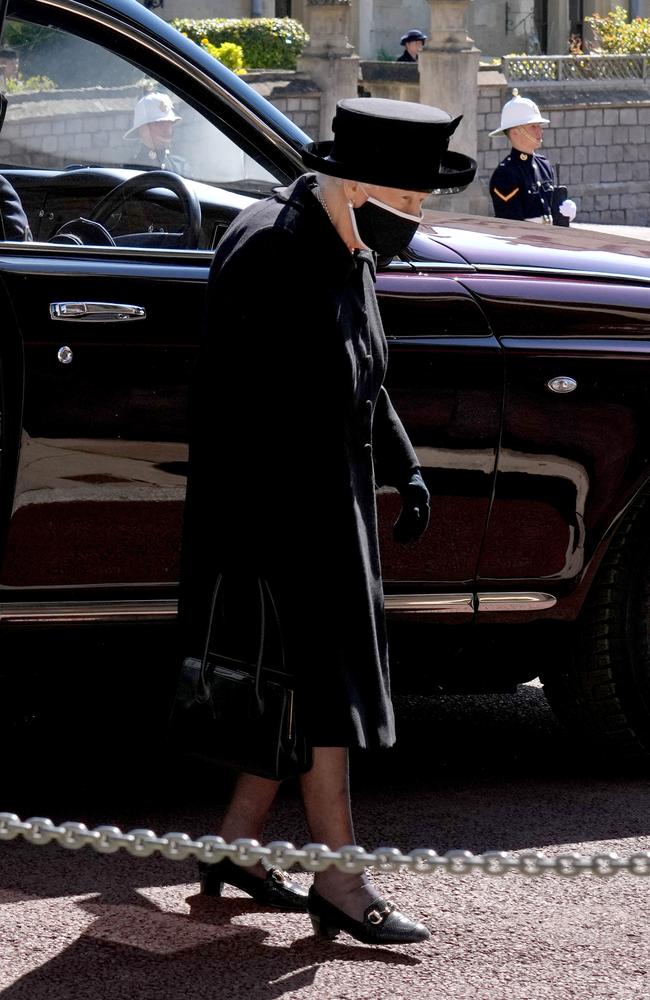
559,198,577,221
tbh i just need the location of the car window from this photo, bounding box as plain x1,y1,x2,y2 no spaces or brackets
0,17,280,248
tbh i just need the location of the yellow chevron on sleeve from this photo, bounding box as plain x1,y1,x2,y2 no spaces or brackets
493,186,520,203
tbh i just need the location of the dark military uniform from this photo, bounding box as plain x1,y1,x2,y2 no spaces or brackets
125,145,190,176
490,148,556,223
397,49,417,62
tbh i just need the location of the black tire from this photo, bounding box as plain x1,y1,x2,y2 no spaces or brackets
542,492,650,761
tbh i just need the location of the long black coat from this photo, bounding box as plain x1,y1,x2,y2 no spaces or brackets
179,174,418,749
0,173,31,240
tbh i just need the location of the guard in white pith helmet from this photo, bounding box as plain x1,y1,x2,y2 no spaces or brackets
123,91,190,175
488,89,577,226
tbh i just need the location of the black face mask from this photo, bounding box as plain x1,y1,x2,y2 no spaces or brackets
349,191,422,257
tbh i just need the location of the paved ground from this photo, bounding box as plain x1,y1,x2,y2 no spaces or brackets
2,637,650,1000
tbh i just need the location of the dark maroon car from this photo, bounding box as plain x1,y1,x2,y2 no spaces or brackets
1,0,650,757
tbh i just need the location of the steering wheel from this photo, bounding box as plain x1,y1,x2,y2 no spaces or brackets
88,169,202,249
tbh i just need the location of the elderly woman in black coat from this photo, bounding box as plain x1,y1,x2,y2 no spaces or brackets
180,98,476,946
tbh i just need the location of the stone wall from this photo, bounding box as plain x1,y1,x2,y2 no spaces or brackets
244,71,320,133
0,88,137,168
0,76,320,172
358,61,419,103
471,0,537,57
158,0,275,20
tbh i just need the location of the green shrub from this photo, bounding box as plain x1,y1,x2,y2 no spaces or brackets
172,17,309,70
585,5,650,53
200,39,245,75
5,73,55,92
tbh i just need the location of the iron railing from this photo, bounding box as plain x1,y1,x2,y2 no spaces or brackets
503,53,650,84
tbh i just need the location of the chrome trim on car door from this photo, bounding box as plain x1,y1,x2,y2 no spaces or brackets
0,596,477,624
388,261,476,273
474,263,650,286
476,592,557,611
0,600,177,625
0,592,556,625
383,594,474,613
0,244,215,265
50,301,146,321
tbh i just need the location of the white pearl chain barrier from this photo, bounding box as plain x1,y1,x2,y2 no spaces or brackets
1,813,650,877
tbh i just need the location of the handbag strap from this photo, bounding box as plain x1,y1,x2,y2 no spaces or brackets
260,578,286,674
199,574,285,714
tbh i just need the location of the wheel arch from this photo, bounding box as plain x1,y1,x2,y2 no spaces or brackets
542,481,650,759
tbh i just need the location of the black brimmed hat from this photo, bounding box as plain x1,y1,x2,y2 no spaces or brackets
400,29,427,45
301,98,477,193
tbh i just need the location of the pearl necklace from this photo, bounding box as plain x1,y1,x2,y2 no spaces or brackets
316,186,335,228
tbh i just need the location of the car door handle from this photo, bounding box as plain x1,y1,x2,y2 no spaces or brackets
50,302,146,322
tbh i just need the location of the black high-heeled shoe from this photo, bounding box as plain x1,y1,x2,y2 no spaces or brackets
307,887,430,945
197,858,309,911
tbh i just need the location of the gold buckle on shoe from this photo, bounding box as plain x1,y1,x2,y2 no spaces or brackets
367,901,395,925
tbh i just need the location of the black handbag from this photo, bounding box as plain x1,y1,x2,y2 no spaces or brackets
172,574,311,781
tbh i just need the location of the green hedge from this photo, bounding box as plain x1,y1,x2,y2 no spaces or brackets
2,21,58,52
172,17,309,71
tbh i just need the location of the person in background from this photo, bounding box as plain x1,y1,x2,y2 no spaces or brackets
179,97,477,948
489,89,577,226
123,91,189,174
397,29,426,62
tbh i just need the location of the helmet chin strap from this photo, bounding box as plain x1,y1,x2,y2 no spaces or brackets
519,124,542,146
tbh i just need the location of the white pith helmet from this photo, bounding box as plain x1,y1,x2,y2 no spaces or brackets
489,88,549,137
123,92,181,139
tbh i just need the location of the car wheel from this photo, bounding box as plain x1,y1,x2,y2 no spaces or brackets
542,491,650,760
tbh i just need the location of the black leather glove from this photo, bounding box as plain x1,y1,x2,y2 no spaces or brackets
392,469,430,544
